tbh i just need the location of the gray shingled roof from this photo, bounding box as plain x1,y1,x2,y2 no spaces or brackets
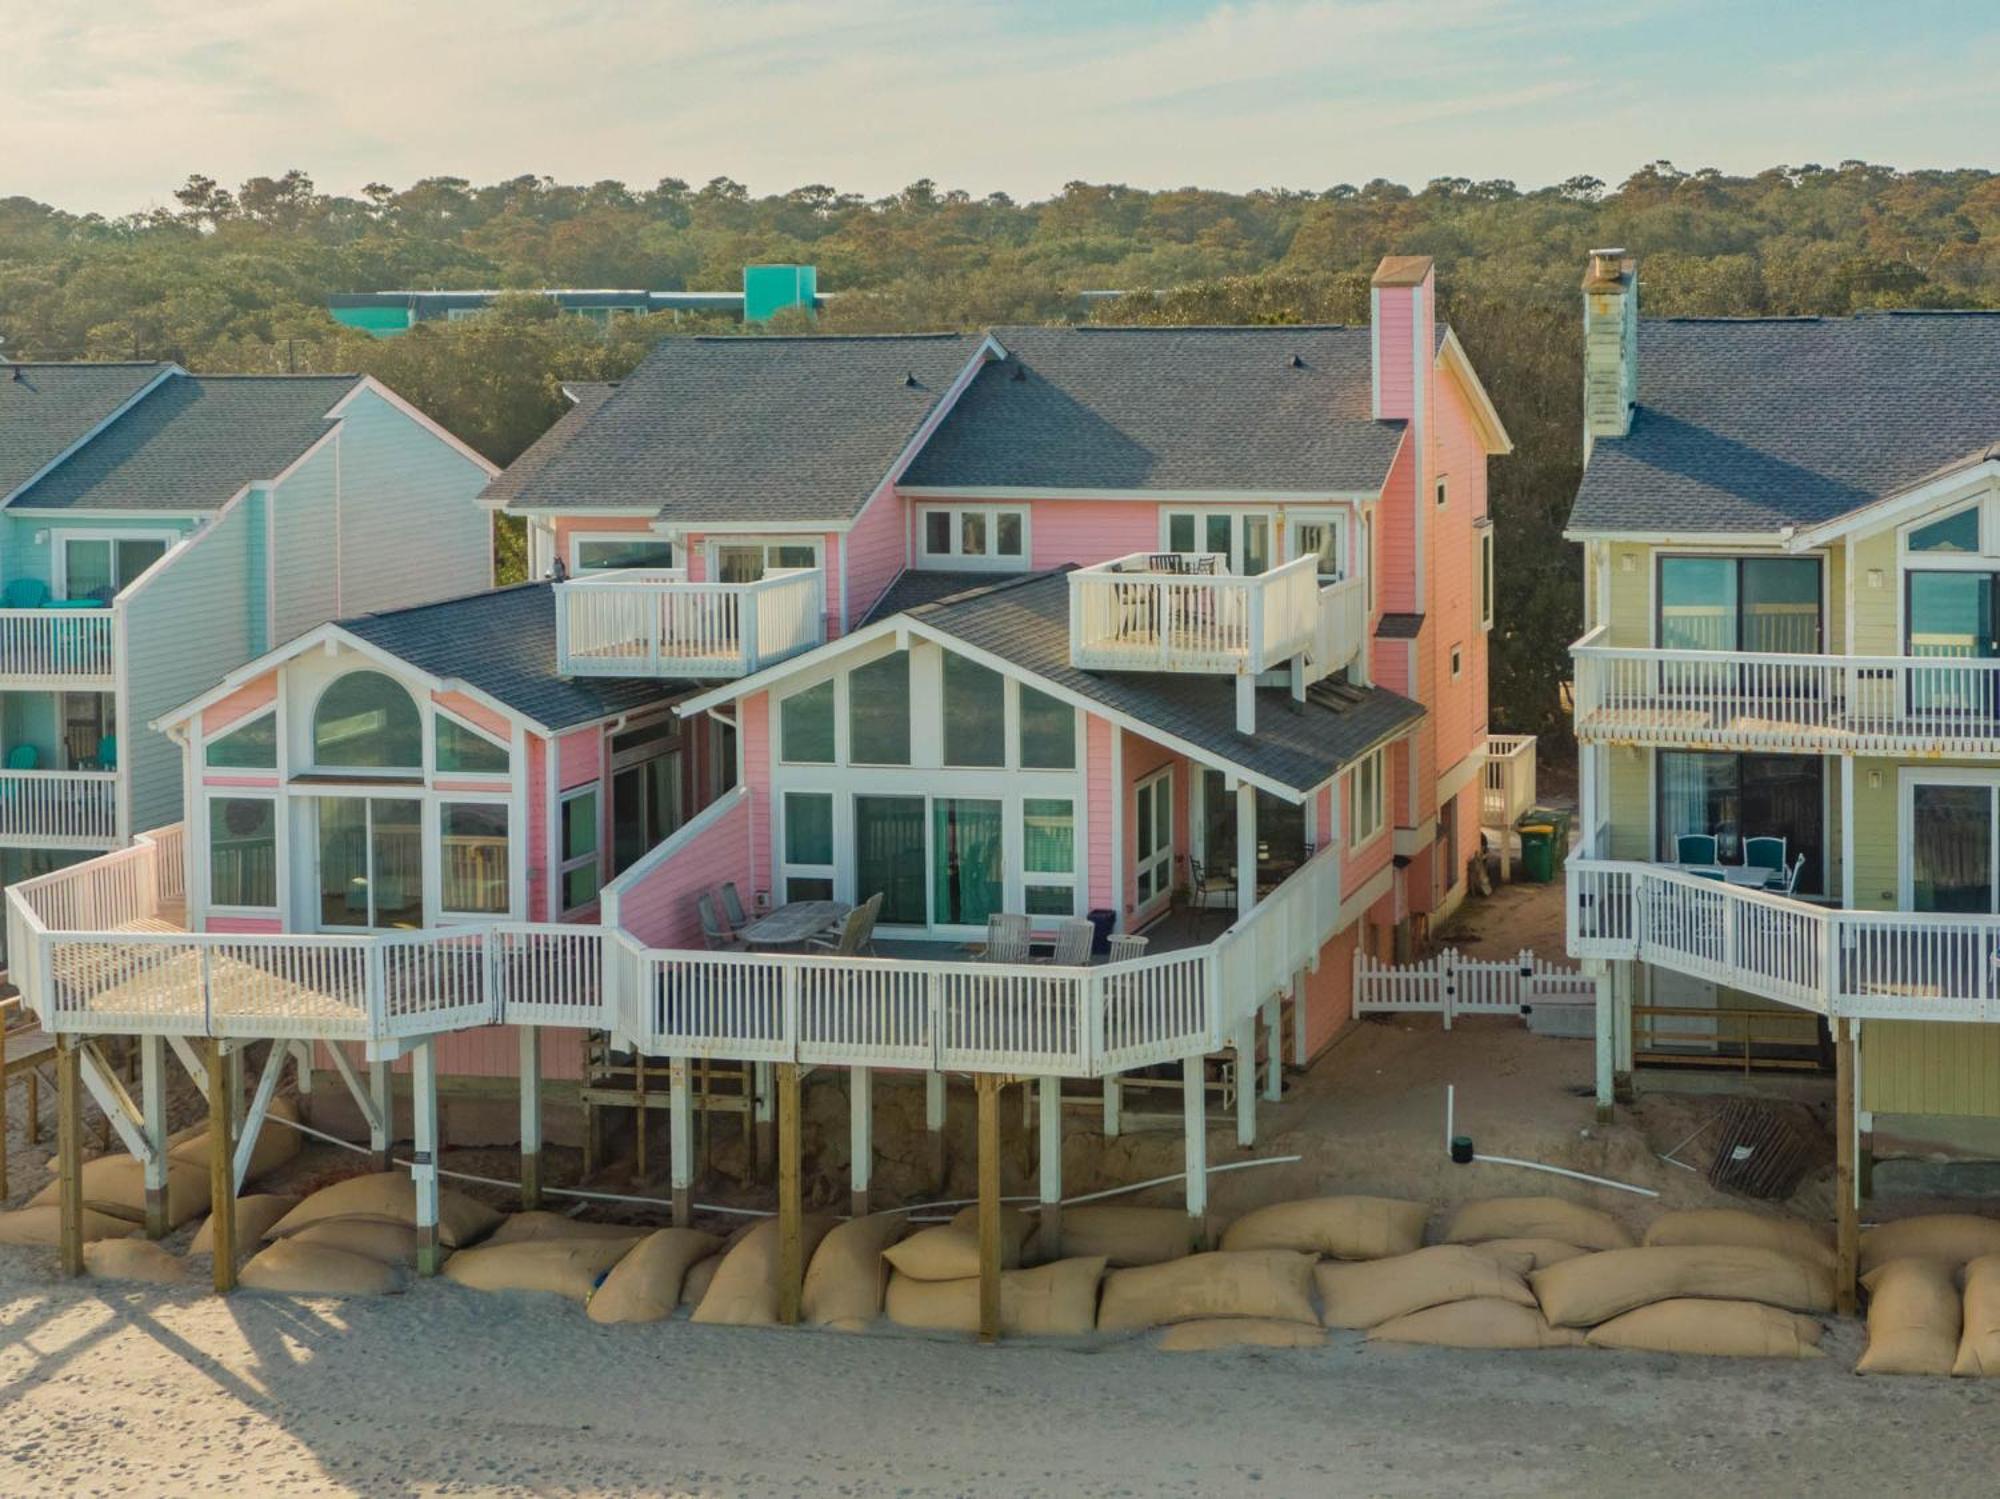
338,582,683,731
902,326,1405,493
1570,313,2000,534
906,570,1424,795
0,362,170,502
11,372,363,511
860,569,1001,625
479,382,619,509
487,334,985,521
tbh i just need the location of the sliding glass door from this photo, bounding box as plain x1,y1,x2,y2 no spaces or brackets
855,795,926,925
1906,571,2000,715
1655,751,1823,893
1909,781,1997,913
1657,556,1822,654
317,797,424,929
931,799,1002,927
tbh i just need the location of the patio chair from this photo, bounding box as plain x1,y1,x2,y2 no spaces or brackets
1145,553,1191,575
1742,835,1787,874
1674,833,1719,865
983,912,1032,964
3,578,48,609
5,744,38,772
1045,917,1095,967
1765,853,1806,897
720,881,750,931
93,734,116,771
1186,858,1236,932
697,891,747,951
809,892,881,957
1107,933,1150,964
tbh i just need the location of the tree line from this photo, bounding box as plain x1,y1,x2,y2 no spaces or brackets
3,162,1995,738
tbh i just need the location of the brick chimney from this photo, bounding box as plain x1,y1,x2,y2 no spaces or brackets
1582,248,1637,461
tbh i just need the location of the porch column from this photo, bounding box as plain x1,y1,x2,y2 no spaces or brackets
1840,754,1856,910
1612,960,1635,1102
368,1058,393,1171
1592,962,1615,1122
669,1057,693,1227
1261,995,1282,1102
412,1039,441,1277
140,1035,171,1239
1835,1020,1860,1316
975,1073,1002,1344
753,1061,775,1182
289,1041,314,1125
1101,1074,1121,1138
1182,1055,1207,1241
55,1035,85,1279
1235,780,1258,917
776,1062,803,1326
519,1028,543,1211
1038,1075,1062,1259
925,1070,947,1190
1235,779,1259,1146
850,1066,873,1220
205,1037,237,1292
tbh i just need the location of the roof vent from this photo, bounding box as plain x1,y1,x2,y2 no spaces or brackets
904,371,919,388
1010,364,1027,381
1288,354,1305,369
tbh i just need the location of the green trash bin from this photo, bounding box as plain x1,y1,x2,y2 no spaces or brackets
1517,822,1557,883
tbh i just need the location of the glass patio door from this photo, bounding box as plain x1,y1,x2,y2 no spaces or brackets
317,797,425,929
854,795,926,925
1135,769,1173,908
1165,513,1270,575
62,536,168,602
931,798,1002,927
1906,571,2000,716
1909,782,1996,914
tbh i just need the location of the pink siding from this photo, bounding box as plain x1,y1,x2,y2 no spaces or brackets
557,726,600,791
434,689,512,741
844,483,907,627
205,915,283,934
1302,921,1360,1060
1426,363,1493,785
430,1025,587,1081
201,674,278,736
1374,434,1419,618
1121,732,1178,919
1374,284,1417,422
203,773,279,789
615,788,755,948
1086,715,1114,912
739,695,772,901
526,735,550,921
1028,499,1159,570
552,515,653,563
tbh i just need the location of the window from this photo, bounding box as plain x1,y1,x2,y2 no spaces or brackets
312,671,422,770
1348,749,1386,848
1906,570,2000,713
1909,506,1980,554
1199,770,1305,887
441,802,510,914
848,650,910,765
942,653,1005,768
612,749,681,874
206,711,276,770
1135,770,1173,907
1164,511,1271,575
1450,644,1463,680
712,540,820,582
1022,798,1076,916
1362,512,1375,612
573,535,674,572
782,791,835,903
917,507,1027,570
1435,478,1448,509
434,713,509,774
1018,685,1076,770
57,533,170,602
1657,751,1822,894
209,797,275,908
1479,526,1495,630
559,787,601,911
1290,515,1347,583
1657,556,1822,654
780,679,836,763
855,795,927,924
932,798,1003,926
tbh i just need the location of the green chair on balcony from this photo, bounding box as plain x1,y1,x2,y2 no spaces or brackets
3,579,49,609
92,735,116,771
1742,835,1787,876
5,744,39,772
1675,833,1719,866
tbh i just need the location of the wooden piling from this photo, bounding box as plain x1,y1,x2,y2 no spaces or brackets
776,1062,803,1326
976,1073,1002,1345
55,1035,84,1279
207,1038,237,1293
1835,1020,1858,1317
519,1027,543,1211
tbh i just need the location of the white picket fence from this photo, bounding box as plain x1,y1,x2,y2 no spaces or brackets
1354,947,1595,1029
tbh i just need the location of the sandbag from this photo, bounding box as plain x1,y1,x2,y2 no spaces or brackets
189,1195,299,1256
1952,1254,2000,1378
1058,1205,1196,1268
588,1229,723,1325
1857,1258,1961,1376
443,1237,635,1300
1587,1298,1824,1359
691,1215,836,1326
1158,1318,1326,1352
1533,1245,1834,1328
1316,1244,1537,1330
169,1096,302,1184
83,1238,188,1285
680,1250,723,1309
1643,1208,1835,1271
1469,1237,1593,1271
883,1257,1107,1337
1859,1214,2000,1276
1443,1196,1634,1252
0,1205,140,1245
1369,1297,1586,1349
241,1239,403,1296
266,1171,502,1249
1219,1196,1428,1261
487,1211,652,1247
884,1206,1033,1282
1097,1251,1317,1333
802,1213,909,1329
288,1219,422,1266
31,1154,210,1228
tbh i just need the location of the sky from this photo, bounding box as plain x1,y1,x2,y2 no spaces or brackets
3,0,1996,214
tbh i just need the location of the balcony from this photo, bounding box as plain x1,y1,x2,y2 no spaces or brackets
556,567,825,679
0,769,118,848
0,607,116,686
1068,553,1335,675
1480,733,1537,828
1573,626,2000,757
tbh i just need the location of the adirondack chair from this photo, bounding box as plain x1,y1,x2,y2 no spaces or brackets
720,881,750,931
1045,917,1096,967
983,912,1031,964
2,578,48,609
697,891,746,951
808,892,881,957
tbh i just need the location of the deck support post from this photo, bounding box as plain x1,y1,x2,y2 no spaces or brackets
669,1057,692,1227
1181,1054,1207,1244
1037,1074,1062,1260
1835,1019,1859,1317
925,1070,947,1189
776,1061,803,1326
753,1061,775,1183
849,1066,873,1220
1261,996,1282,1102
289,1041,314,1124
140,1035,170,1239
368,1059,393,1171
1234,1026,1257,1148
55,1034,84,1279
1101,1074,1121,1138
519,1028,543,1211
206,1036,236,1293
1593,963,1615,1122
1612,960,1635,1104
412,1039,441,1277
976,1073,1002,1344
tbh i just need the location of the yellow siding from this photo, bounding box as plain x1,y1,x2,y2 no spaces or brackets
1604,543,1652,648
1849,756,1900,910
1865,1021,2000,1118
1606,747,1650,860
1848,528,1899,656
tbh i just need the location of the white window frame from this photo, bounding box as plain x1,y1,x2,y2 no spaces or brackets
1435,476,1449,510
437,794,513,918
51,527,179,600
915,505,1030,572
1161,510,1275,575
1896,767,2000,913
1347,747,1387,851
558,784,603,914
432,705,512,779
305,669,427,781
1287,509,1352,584
1020,795,1079,918
203,706,278,771
778,789,837,905
568,530,676,574
205,789,280,916
1478,523,1495,631
1133,767,1174,914
703,536,824,582
1450,643,1463,681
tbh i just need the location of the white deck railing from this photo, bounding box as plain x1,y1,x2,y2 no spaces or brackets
555,567,825,678
1573,625,2000,756
1068,553,1321,674
1307,574,1368,681
1568,855,2000,1023
0,608,116,681
0,770,118,846
1480,734,1537,828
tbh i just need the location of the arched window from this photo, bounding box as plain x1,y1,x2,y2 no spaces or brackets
313,670,422,770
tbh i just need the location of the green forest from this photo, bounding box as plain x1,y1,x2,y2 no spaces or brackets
4,162,1997,737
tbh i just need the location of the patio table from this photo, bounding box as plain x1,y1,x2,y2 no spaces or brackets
1663,862,1777,888
740,899,851,948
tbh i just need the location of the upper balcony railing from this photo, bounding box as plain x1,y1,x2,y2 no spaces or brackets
0,605,116,684
1572,625,2000,757
1068,553,1327,675
1480,734,1537,828
556,567,825,679
0,769,118,847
